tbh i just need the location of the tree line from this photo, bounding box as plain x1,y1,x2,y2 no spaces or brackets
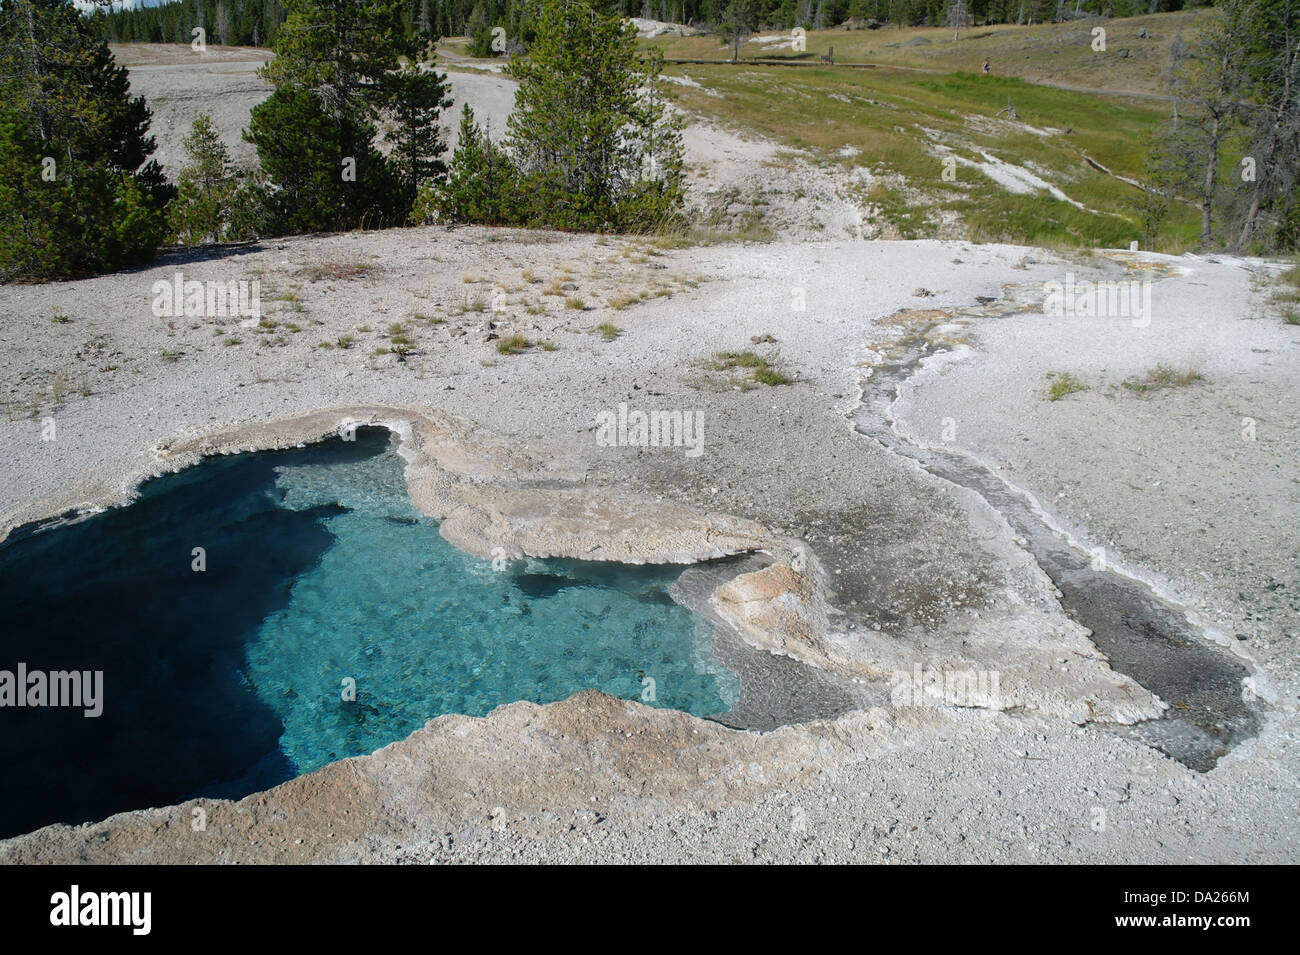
89,0,1208,50
91,0,287,46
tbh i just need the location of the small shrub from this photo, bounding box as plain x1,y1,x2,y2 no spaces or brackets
390,334,416,358
753,366,792,386
1122,363,1204,392
296,263,378,282
1046,372,1087,401
496,335,533,354
608,292,642,310
712,350,791,386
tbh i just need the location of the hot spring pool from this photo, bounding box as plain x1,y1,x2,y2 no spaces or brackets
0,428,739,838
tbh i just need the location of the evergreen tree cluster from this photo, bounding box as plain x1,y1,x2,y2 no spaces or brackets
1,0,688,279
91,0,287,47
91,0,1208,52
419,0,684,230
0,0,173,279
238,0,451,234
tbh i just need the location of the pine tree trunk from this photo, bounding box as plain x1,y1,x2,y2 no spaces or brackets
1238,194,1261,248
22,3,51,144
1201,116,1220,244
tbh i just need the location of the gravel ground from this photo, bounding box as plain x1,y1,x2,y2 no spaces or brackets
893,251,1299,702
0,230,1296,864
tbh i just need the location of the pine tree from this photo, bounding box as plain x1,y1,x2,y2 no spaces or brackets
383,62,453,212
716,0,759,63
248,0,448,231
214,0,232,44
261,0,421,120
1234,0,1300,248
0,0,171,280
417,104,519,225
168,113,241,244
245,86,404,234
1163,2,1249,245
945,0,967,40
505,0,684,231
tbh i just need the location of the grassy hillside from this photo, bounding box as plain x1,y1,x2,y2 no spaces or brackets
648,13,1207,250
647,10,1214,97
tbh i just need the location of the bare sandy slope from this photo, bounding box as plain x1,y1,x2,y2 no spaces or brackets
0,228,1295,863
124,55,270,174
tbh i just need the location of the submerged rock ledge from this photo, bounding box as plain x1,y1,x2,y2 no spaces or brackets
152,405,842,670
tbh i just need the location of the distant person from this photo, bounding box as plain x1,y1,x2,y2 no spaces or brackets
982,58,991,74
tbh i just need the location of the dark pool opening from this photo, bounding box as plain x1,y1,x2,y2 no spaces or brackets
0,428,738,839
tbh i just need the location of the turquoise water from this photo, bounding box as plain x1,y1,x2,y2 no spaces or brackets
0,428,737,837
251,431,738,772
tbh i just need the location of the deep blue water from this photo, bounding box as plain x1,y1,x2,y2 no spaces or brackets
0,429,737,839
